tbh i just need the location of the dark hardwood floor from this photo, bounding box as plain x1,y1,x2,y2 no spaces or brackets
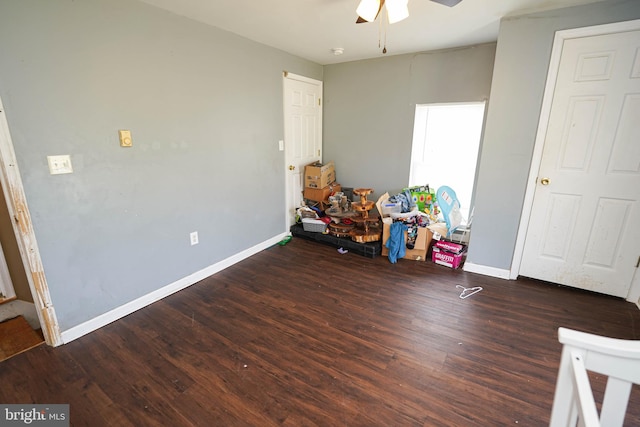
1,238,639,426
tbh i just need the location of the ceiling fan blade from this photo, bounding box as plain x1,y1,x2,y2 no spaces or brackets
356,0,385,23
430,0,463,6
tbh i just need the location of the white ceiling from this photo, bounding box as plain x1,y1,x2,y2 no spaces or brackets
137,0,604,65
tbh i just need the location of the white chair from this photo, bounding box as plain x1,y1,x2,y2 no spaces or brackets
549,327,640,427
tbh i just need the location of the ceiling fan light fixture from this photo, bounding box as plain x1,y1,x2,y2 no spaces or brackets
386,0,409,24
356,0,381,22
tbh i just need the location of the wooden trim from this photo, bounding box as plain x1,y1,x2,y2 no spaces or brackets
283,72,322,87
0,96,62,346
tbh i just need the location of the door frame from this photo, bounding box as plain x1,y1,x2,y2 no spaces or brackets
282,71,323,230
510,19,640,303
0,96,62,345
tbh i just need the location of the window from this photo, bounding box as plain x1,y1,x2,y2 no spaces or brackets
409,102,485,221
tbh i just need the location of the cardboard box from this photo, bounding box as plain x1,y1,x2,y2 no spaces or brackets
304,161,336,189
434,240,466,254
303,183,341,203
381,220,433,261
432,246,467,269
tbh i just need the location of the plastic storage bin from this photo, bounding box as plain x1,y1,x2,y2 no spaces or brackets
381,202,402,216
301,218,328,233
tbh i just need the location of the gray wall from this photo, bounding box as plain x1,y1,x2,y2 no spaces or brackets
468,0,640,270
323,44,496,200
0,0,322,330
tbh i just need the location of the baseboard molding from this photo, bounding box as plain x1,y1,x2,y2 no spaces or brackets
463,262,511,280
60,232,289,344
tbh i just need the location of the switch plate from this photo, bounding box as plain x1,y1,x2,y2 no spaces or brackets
278,140,284,151
190,231,199,246
119,130,133,147
47,155,73,175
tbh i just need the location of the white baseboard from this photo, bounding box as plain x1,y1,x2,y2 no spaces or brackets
60,232,289,344
463,262,511,280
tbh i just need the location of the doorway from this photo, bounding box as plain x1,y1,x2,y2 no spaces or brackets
0,95,61,345
513,20,640,300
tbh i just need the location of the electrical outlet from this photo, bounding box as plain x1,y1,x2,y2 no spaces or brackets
190,231,199,246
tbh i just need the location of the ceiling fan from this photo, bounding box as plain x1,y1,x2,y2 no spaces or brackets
356,0,463,24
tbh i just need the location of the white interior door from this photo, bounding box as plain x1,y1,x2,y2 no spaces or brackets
283,73,322,226
520,26,640,298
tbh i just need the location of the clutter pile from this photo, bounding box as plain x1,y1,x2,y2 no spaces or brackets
299,161,339,233
379,187,435,263
293,161,469,267
302,161,340,211
378,185,468,267
298,161,382,244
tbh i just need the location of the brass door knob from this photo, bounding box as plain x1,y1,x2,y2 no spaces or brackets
289,165,295,171
540,177,550,185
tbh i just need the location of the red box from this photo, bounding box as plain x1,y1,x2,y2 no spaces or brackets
432,246,466,269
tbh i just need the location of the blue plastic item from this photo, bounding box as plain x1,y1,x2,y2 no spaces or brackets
436,186,463,237
385,222,408,263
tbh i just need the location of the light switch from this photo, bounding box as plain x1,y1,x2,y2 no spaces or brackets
119,130,132,147
47,155,73,175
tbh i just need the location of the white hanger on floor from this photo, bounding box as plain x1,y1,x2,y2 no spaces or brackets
456,285,483,299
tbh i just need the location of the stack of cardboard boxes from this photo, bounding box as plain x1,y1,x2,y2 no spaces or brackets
302,161,340,208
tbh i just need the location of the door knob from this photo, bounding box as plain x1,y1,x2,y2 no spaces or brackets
288,165,295,171
540,177,550,185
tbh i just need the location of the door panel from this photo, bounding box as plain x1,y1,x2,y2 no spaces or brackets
608,94,640,174
520,29,640,298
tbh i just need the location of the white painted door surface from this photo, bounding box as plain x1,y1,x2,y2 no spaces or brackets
283,73,322,226
520,29,640,298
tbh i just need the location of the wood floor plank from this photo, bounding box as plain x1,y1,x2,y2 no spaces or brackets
1,237,639,426
0,315,43,361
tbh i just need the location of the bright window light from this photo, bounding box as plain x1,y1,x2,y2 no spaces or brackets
409,102,486,222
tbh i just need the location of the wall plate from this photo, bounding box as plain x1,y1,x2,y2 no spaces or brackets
119,130,132,147
47,155,73,175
